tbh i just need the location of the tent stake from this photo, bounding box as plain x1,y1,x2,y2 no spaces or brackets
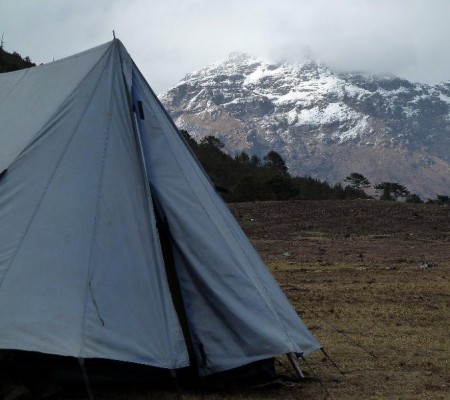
287,352,305,379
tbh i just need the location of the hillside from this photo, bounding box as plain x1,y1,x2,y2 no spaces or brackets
160,53,450,198
0,46,35,73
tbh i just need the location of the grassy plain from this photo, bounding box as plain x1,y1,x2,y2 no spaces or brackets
231,200,450,399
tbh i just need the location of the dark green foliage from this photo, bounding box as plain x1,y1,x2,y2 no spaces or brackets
232,175,266,202
427,194,450,205
0,46,35,73
263,151,289,175
234,151,250,164
250,155,261,167
344,173,371,191
374,182,410,201
199,135,225,150
405,193,423,203
436,195,450,205
180,131,370,202
180,129,198,148
265,176,299,200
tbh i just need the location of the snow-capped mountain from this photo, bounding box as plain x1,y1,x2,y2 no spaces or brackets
159,53,450,198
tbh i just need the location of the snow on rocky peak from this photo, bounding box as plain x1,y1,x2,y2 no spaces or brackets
160,52,450,198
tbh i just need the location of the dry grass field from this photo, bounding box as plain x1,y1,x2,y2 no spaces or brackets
230,200,450,400
59,200,450,399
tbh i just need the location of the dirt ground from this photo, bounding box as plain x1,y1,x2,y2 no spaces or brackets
229,199,450,399
39,200,450,399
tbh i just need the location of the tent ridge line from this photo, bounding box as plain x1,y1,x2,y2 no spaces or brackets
79,44,118,356
41,40,115,69
0,44,115,295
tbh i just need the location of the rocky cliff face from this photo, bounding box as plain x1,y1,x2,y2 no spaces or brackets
159,53,450,198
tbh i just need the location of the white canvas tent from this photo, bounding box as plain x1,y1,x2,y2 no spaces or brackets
0,40,320,376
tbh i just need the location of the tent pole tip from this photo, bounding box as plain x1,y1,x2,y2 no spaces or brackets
287,352,305,379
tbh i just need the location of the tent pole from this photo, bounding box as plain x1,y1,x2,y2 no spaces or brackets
78,358,94,400
287,352,304,379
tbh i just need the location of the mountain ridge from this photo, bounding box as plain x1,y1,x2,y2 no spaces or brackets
160,53,450,198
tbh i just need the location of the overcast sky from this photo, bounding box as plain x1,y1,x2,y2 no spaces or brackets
1,0,449,93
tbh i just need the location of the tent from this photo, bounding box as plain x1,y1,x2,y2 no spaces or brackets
0,39,320,377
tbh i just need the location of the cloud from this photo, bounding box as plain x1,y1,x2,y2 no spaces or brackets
1,0,449,92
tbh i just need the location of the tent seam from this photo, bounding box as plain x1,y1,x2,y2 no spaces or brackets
34,41,114,69
0,69,30,109
79,43,117,357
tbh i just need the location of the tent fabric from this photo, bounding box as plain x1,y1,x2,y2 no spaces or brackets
0,41,188,369
0,40,320,375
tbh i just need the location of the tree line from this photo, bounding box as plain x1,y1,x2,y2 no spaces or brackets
181,131,370,202
182,132,449,204
344,172,449,204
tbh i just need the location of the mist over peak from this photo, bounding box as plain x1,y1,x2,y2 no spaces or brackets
160,54,450,198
